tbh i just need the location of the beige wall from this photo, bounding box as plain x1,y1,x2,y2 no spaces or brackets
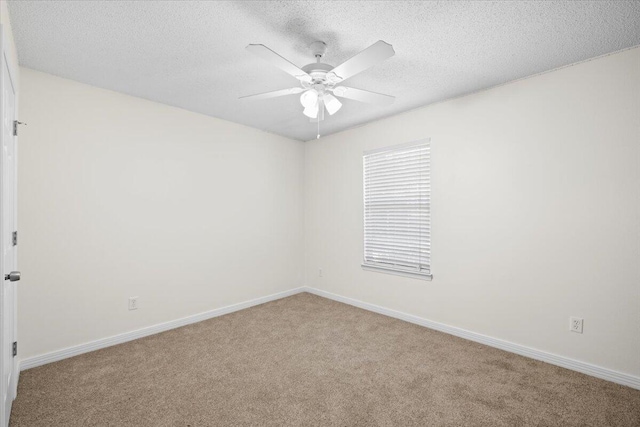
18,68,305,360
304,47,640,376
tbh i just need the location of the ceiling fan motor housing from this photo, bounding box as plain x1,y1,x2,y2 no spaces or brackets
302,62,333,84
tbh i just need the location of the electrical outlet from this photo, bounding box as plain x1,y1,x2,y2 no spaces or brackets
129,297,139,311
318,268,323,277
570,317,583,333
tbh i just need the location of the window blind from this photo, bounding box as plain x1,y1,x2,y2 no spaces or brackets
362,140,431,279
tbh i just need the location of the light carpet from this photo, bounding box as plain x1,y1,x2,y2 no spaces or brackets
10,293,640,426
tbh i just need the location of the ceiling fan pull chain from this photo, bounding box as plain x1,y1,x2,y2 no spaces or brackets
317,116,320,139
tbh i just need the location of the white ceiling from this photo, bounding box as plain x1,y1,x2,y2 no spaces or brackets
8,1,640,141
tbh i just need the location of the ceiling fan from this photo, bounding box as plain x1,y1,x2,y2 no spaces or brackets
240,40,395,124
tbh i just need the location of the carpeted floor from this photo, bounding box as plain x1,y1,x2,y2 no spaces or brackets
10,292,640,426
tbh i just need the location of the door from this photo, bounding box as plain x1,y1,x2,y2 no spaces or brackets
0,27,18,427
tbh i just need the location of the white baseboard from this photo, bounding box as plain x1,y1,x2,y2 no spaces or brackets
19,287,306,371
12,368,18,400
304,286,640,390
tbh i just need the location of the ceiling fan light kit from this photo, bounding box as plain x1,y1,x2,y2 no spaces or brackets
323,93,342,115
241,39,396,138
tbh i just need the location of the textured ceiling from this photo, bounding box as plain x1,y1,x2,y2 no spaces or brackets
8,1,640,141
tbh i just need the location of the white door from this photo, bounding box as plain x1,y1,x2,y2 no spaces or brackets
0,33,18,427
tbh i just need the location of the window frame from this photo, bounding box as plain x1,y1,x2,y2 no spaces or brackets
361,138,432,281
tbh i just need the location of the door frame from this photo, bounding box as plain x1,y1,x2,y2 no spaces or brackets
0,23,19,427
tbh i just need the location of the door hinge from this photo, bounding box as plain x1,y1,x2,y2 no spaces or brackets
12,342,17,357
12,231,17,246
13,120,25,136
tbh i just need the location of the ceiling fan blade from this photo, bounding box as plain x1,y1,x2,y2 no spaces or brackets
328,40,394,82
246,44,312,83
332,86,395,105
240,87,304,100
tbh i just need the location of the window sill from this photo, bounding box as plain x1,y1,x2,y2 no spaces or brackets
361,264,433,281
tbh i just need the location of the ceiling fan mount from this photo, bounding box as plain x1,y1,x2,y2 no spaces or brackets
300,42,344,90
309,40,328,60
241,39,396,125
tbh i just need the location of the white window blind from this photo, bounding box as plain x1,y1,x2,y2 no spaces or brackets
362,139,431,279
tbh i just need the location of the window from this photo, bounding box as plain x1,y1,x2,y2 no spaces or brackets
362,139,431,280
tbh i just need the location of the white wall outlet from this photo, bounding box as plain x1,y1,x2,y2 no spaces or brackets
318,268,323,277
128,297,139,311
570,317,583,333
